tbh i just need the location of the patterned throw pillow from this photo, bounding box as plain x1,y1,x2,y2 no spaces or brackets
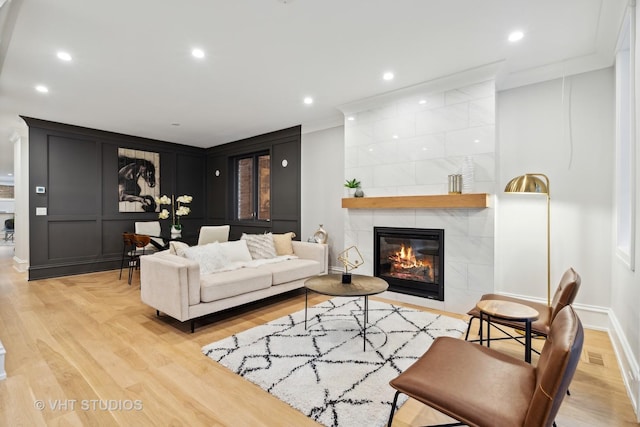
241,233,278,260
183,242,230,275
272,232,296,256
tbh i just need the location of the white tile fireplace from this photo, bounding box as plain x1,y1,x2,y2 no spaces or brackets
338,68,497,314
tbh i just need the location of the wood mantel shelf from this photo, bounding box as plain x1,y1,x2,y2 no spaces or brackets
341,193,489,209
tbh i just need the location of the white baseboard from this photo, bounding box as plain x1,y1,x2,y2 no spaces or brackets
12,256,28,273
608,310,640,421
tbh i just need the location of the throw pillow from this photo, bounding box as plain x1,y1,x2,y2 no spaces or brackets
272,232,296,256
218,240,253,263
241,233,278,260
169,241,190,257
183,242,230,275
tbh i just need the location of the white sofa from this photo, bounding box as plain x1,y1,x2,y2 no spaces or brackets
140,239,328,332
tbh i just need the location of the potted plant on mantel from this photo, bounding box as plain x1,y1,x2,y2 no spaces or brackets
344,179,364,197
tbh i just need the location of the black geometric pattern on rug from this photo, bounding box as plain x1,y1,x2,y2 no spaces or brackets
202,297,467,427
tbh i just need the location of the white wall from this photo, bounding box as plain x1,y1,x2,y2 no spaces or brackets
497,68,615,315
610,2,640,418
301,126,345,270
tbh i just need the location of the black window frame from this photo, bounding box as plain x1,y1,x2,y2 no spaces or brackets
233,150,271,223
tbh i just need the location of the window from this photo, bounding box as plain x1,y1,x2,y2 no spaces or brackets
235,152,270,221
615,8,636,271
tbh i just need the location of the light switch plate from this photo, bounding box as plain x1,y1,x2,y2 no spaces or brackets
36,186,46,194
36,207,47,216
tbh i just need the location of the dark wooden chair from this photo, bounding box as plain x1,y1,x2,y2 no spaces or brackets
387,305,584,427
3,218,14,242
119,233,151,285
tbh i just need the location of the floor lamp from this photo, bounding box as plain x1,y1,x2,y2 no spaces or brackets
504,173,551,307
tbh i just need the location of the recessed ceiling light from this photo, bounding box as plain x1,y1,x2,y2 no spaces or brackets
508,31,524,42
303,96,313,105
418,99,427,105
191,48,205,58
474,139,480,143
383,71,394,81
347,116,355,121
35,85,49,93
7,173,13,176
392,134,399,139
57,51,72,61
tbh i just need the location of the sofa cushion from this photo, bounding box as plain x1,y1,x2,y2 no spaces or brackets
241,233,278,260
169,241,190,257
183,242,230,275
256,259,323,285
200,268,272,303
272,232,296,256
219,240,253,263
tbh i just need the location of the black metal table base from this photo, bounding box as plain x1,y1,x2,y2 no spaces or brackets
305,289,370,351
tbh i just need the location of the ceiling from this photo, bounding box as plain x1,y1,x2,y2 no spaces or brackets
0,0,629,182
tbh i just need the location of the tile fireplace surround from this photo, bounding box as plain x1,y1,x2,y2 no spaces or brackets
339,68,496,314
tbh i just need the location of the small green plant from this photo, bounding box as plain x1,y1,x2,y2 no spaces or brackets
344,178,361,189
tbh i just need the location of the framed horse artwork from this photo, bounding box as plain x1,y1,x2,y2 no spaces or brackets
118,148,160,212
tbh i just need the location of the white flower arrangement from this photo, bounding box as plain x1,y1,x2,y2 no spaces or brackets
155,194,192,229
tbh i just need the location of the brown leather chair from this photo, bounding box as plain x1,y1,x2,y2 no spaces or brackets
387,305,584,427
464,267,581,351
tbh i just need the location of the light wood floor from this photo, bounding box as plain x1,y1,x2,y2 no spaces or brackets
0,256,637,426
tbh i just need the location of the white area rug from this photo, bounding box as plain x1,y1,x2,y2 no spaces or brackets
202,298,467,427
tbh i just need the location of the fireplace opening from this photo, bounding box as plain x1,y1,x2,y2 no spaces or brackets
374,227,444,301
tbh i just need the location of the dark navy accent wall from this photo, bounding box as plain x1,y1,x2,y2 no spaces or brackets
205,126,301,241
24,117,206,280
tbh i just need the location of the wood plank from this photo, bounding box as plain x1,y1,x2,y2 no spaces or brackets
341,193,489,209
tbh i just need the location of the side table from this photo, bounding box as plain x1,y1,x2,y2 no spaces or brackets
476,299,539,363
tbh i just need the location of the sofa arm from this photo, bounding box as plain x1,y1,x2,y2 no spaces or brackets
140,253,200,321
292,241,328,274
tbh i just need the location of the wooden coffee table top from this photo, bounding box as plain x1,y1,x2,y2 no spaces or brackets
305,274,388,297
476,299,539,321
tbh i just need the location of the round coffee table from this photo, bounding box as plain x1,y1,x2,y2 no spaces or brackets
304,274,388,350
476,299,539,363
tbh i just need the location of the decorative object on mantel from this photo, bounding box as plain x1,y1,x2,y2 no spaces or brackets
156,194,193,238
313,224,328,244
337,245,364,284
354,187,364,197
448,174,462,194
344,178,361,197
504,173,551,306
461,155,475,193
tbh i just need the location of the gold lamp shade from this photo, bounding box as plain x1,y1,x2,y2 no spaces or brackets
504,174,549,194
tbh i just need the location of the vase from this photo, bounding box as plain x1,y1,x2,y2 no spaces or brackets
313,224,328,244
171,225,182,239
461,156,474,194
354,188,364,197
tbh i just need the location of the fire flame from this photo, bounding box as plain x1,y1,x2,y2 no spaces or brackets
387,243,434,282
390,244,425,269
